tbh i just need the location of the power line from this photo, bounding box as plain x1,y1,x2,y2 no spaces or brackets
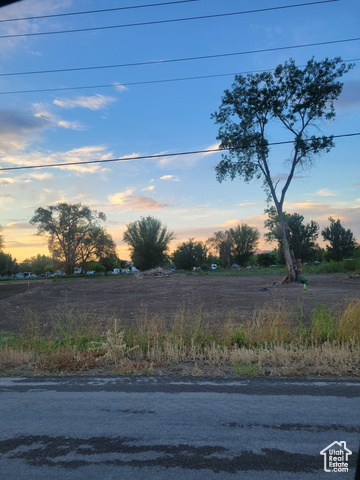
1,37,358,78
0,1,339,39
1,133,359,172
0,1,199,23
0,58,358,96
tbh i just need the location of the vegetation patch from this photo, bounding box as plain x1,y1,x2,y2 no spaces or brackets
0,299,359,377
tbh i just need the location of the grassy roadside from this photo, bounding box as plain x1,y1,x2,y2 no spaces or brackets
0,299,359,377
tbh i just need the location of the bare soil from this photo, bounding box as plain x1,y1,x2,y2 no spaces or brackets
0,273,359,332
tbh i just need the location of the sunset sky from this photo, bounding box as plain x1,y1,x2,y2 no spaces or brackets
0,0,359,262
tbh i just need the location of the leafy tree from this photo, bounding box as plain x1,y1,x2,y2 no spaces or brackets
227,224,260,265
21,254,55,275
264,207,319,262
98,252,121,272
172,238,208,270
212,57,353,281
123,216,174,271
77,227,117,273
30,203,111,275
321,217,357,261
207,231,232,267
85,261,106,273
0,252,17,276
208,224,260,267
256,252,278,268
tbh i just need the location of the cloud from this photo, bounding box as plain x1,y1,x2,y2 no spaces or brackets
108,189,170,210
54,94,116,110
0,0,72,58
0,194,14,207
141,185,155,192
58,120,85,130
236,201,262,207
0,108,51,154
113,83,128,92
158,143,221,167
5,222,32,230
108,189,133,205
28,172,53,181
2,145,113,175
316,188,336,197
33,103,85,131
0,177,16,185
199,142,221,156
159,175,180,181
283,200,360,230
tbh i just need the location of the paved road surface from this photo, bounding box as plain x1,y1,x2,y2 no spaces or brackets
0,377,359,479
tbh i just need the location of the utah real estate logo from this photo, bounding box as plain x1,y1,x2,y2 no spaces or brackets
320,441,352,473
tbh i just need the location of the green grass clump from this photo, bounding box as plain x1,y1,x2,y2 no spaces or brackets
233,361,260,376
310,305,338,343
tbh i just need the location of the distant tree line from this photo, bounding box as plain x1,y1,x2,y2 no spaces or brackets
0,203,358,277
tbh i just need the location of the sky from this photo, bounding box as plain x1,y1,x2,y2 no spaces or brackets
0,0,359,262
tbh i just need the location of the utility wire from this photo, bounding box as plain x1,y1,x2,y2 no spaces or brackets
0,58,358,96
1,133,359,172
0,1,200,23
0,1,339,39
1,37,358,78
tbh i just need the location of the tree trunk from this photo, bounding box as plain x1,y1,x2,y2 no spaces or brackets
278,218,297,283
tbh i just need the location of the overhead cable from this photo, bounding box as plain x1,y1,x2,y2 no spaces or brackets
0,1,339,39
0,58,358,95
1,133,359,172
1,37,358,78
0,1,199,22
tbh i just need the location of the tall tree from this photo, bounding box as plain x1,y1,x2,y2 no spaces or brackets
264,207,319,262
321,217,357,261
123,216,174,271
212,57,353,281
227,224,260,266
172,238,208,270
77,226,117,273
30,203,111,274
208,224,260,267
207,230,232,267
0,252,17,276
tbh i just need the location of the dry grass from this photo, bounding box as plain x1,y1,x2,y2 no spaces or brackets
0,299,359,376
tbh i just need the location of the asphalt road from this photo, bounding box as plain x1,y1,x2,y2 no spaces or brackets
0,377,359,479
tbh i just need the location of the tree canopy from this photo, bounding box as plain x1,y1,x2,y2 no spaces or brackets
172,238,208,270
264,207,319,262
21,254,55,275
227,224,260,266
212,57,353,281
321,217,357,261
30,203,114,274
208,223,260,267
123,216,174,271
0,252,17,276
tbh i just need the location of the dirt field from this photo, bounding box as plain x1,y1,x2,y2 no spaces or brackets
0,273,359,333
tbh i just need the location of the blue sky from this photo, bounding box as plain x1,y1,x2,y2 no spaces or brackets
0,0,359,261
